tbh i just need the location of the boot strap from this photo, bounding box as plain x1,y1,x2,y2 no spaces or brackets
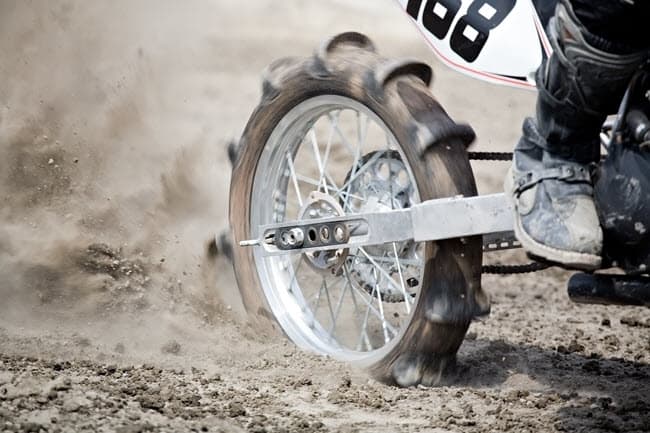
514,165,591,194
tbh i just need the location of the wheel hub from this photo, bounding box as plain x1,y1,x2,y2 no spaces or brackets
299,191,348,274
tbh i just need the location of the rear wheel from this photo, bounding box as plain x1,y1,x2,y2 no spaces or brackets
229,33,489,386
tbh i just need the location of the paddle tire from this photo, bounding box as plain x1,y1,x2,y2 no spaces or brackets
229,32,489,386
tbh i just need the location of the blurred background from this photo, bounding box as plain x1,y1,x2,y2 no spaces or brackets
0,0,533,337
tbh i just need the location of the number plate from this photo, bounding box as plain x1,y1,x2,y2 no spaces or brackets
399,0,551,88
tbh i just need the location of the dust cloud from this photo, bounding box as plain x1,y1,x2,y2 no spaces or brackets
0,1,239,352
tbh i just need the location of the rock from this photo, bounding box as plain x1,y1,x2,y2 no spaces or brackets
1,383,39,400
180,393,201,406
603,335,620,347
567,340,585,354
535,398,550,409
138,395,165,412
161,340,181,355
248,415,269,433
0,373,12,386
44,377,72,393
62,393,91,412
339,375,351,389
21,422,43,433
620,316,650,328
557,341,585,354
25,408,58,428
116,423,154,433
326,390,344,404
294,377,312,387
226,402,246,418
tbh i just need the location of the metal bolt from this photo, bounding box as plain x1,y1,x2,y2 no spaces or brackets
334,225,345,242
320,226,330,242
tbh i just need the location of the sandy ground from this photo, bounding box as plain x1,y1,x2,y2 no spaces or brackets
0,1,649,432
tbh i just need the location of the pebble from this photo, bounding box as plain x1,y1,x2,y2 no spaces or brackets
226,402,246,418
620,316,650,328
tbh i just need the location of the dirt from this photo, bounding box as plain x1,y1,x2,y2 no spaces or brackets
0,1,649,432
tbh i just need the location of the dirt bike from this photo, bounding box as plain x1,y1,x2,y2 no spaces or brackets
226,0,650,386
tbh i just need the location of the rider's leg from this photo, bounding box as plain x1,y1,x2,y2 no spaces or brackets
570,0,650,54
506,0,649,269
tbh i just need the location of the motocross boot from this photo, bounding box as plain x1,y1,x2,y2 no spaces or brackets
506,0,648,269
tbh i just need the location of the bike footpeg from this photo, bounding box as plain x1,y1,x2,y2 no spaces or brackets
567,273,650,307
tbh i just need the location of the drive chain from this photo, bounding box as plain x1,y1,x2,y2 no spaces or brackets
482,262,550,274
468,151,513,161
468,151,549,274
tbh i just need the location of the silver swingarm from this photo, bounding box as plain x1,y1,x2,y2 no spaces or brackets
240,193,519,256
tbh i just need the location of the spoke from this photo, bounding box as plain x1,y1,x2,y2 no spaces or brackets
320,121,339,191
392,242,411,315
329,112,356,156
373,273,391,344
323,278,337,336
335,150,384,201
286,152,303,208
386,136,396,211
343,112,369,211
357,112,369,152
343,263,362,317
344,263,373,352
347,253,422,267
288,255,304,296
342,178,358,214
328,110,366,211
356,284,375,351
308,129,327,194
310,279,325,327
358,246,412,304
324,172,341,195
333,189,365,202
347,279,398,336
294,173,364,202
329,279,349,337
295,173,338,194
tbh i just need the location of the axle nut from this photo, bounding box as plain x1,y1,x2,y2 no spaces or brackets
281,228,304,247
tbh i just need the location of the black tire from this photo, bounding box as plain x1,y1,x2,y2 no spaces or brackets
229,32,489,386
